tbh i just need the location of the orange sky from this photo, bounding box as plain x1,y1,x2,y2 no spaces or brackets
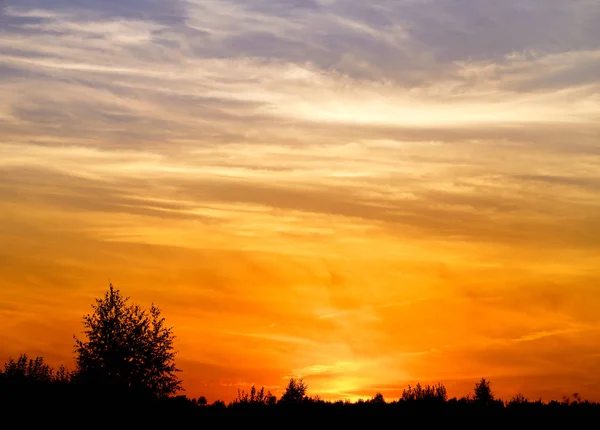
1,1,600,403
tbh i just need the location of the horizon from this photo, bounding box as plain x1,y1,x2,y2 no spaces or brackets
1,0,600,404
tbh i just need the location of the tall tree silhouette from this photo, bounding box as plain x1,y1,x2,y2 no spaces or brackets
473,378,494,404
74,284,182,398
280,378,308,404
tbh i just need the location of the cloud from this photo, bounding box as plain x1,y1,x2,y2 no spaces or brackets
4,7,71,20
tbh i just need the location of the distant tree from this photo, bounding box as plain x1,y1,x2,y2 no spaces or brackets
235,385,276,406
508,393,528,406
55,365,75,384
473,378,494,404
266,391,278,406
197,395,207,406
3,354,54,383
370,392,385,404
212,399,226,410
401,382,448,402
279,378,308,404
251,386,276,406
74,284,182,398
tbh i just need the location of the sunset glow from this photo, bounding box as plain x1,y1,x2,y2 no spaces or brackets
1,1,600,403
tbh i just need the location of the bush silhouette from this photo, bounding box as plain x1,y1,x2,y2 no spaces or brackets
73,284,182,398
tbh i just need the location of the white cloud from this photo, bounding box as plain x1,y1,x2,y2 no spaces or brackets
4,7,71,19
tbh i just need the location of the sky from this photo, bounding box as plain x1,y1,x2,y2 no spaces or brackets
1,0,600,403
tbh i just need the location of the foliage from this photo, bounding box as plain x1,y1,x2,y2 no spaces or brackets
474,378,494,404
280,378,308,404
73,284,182,398
508,393,528,406
235,385,277,406
370,392,386,404
401,382,448,402
3,359,600,419
2,354,55,383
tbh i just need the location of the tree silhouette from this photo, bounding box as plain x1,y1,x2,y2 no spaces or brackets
74,284,182,398
235,385,277,406
508,393,528,406
3,354,54,383
370,392,386,404
473,378,494,404
280,378,308,404
401,382,448,402
55,364,75,384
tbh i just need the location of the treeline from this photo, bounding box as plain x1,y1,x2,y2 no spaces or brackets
2,284,600,419
2,358,600,418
